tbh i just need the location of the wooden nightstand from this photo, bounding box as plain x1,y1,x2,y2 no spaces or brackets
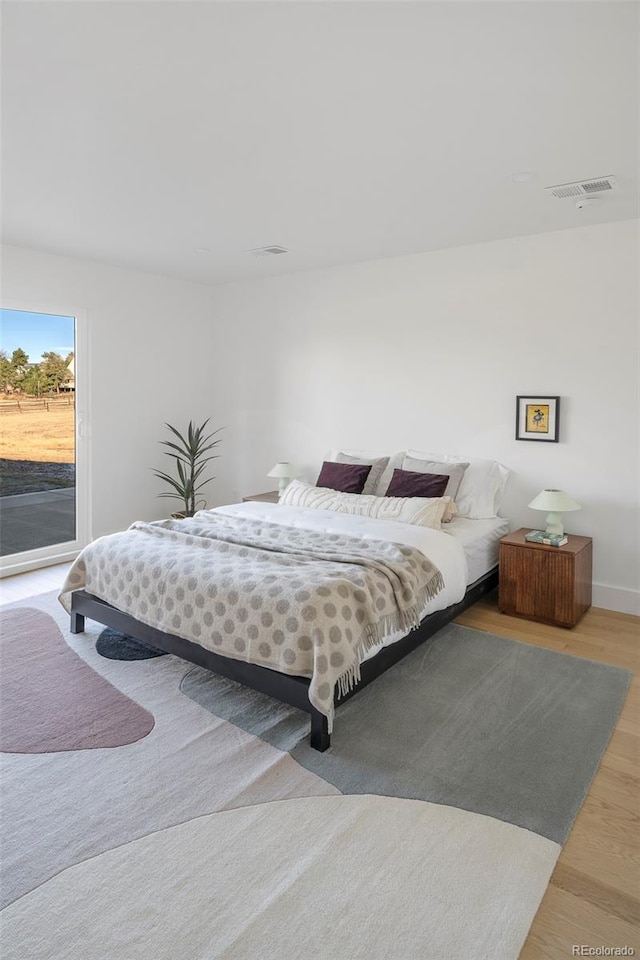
242,491,279,504
499,528,592,628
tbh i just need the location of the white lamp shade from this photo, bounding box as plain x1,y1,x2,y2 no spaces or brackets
528,488,581,536
267,462,295,496
528,489,581,512
267,462,293,479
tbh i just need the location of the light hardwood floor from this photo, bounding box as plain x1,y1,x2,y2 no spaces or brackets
2,565,638,956
0,561,73,605
456,596,640,959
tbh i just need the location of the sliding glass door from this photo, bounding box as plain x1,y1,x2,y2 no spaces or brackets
0,305,89,574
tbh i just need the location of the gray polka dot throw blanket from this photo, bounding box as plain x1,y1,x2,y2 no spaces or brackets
60,513,444,727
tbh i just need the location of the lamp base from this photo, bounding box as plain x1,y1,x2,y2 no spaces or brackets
544,511,564,536
278,478,288,496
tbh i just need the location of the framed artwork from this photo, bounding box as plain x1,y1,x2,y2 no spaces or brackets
516,395,560,442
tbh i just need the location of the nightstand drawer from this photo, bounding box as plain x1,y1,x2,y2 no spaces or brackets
499,529,592,628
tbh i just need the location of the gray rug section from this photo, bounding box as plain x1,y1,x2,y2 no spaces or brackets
181,624,632,844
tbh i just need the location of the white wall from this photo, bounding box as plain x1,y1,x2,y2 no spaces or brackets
1,245,216,539
209,220,639,615
3,224,638,613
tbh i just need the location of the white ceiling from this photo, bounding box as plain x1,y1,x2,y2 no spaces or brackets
1,1,638,286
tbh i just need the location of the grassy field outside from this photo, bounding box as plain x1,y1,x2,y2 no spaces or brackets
0,398,75,463
0,398,75,496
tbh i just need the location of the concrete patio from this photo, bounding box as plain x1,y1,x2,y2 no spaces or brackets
0,488,76,556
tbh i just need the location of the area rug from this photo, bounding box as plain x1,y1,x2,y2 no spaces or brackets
0,590,631,960
0,607,155,752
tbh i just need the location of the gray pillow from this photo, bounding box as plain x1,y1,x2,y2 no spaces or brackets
334,453,390,496
401,456,469,501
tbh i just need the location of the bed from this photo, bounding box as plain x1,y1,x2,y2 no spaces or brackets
61,454,510,751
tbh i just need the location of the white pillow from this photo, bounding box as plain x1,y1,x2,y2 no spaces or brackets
280,479,453,529
329,449,405,496
406,450,510,519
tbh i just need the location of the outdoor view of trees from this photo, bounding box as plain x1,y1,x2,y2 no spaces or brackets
0,310,77,556
0,348,74,396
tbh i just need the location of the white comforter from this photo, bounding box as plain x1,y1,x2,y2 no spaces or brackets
210,502,469,655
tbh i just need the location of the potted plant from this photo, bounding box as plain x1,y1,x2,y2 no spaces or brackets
153,419,222,518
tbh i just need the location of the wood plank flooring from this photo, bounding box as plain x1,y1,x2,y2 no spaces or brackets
0,561,73,605
456,594,639,958
2,567,638,956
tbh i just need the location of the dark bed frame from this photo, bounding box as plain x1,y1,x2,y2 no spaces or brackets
70,567,498,751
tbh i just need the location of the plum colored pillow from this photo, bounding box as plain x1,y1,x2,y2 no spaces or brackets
401,456,469,501
332,453,390,496
386,468,449,499
316,460,372,494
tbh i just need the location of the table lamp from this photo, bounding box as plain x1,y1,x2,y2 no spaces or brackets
267,462,295,496
528,488,581,536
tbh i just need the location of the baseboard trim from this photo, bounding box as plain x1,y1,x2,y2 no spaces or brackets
592,582,640,617
0,549,80,579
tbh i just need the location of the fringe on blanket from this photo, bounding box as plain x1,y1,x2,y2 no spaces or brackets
333,569,445,703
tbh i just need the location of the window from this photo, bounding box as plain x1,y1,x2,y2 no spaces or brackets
0,305,89,574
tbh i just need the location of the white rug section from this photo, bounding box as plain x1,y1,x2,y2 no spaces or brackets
0,597,339,909
2,794,560,960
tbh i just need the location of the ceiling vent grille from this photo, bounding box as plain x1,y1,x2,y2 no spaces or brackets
545,176,618,199
246,245,288,257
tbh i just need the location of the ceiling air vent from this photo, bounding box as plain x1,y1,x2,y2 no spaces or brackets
246,245,288,258
545,176,618,199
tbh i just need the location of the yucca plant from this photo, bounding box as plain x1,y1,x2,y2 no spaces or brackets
153,419,222,517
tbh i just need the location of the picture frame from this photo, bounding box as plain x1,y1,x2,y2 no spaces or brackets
516,395,560,442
